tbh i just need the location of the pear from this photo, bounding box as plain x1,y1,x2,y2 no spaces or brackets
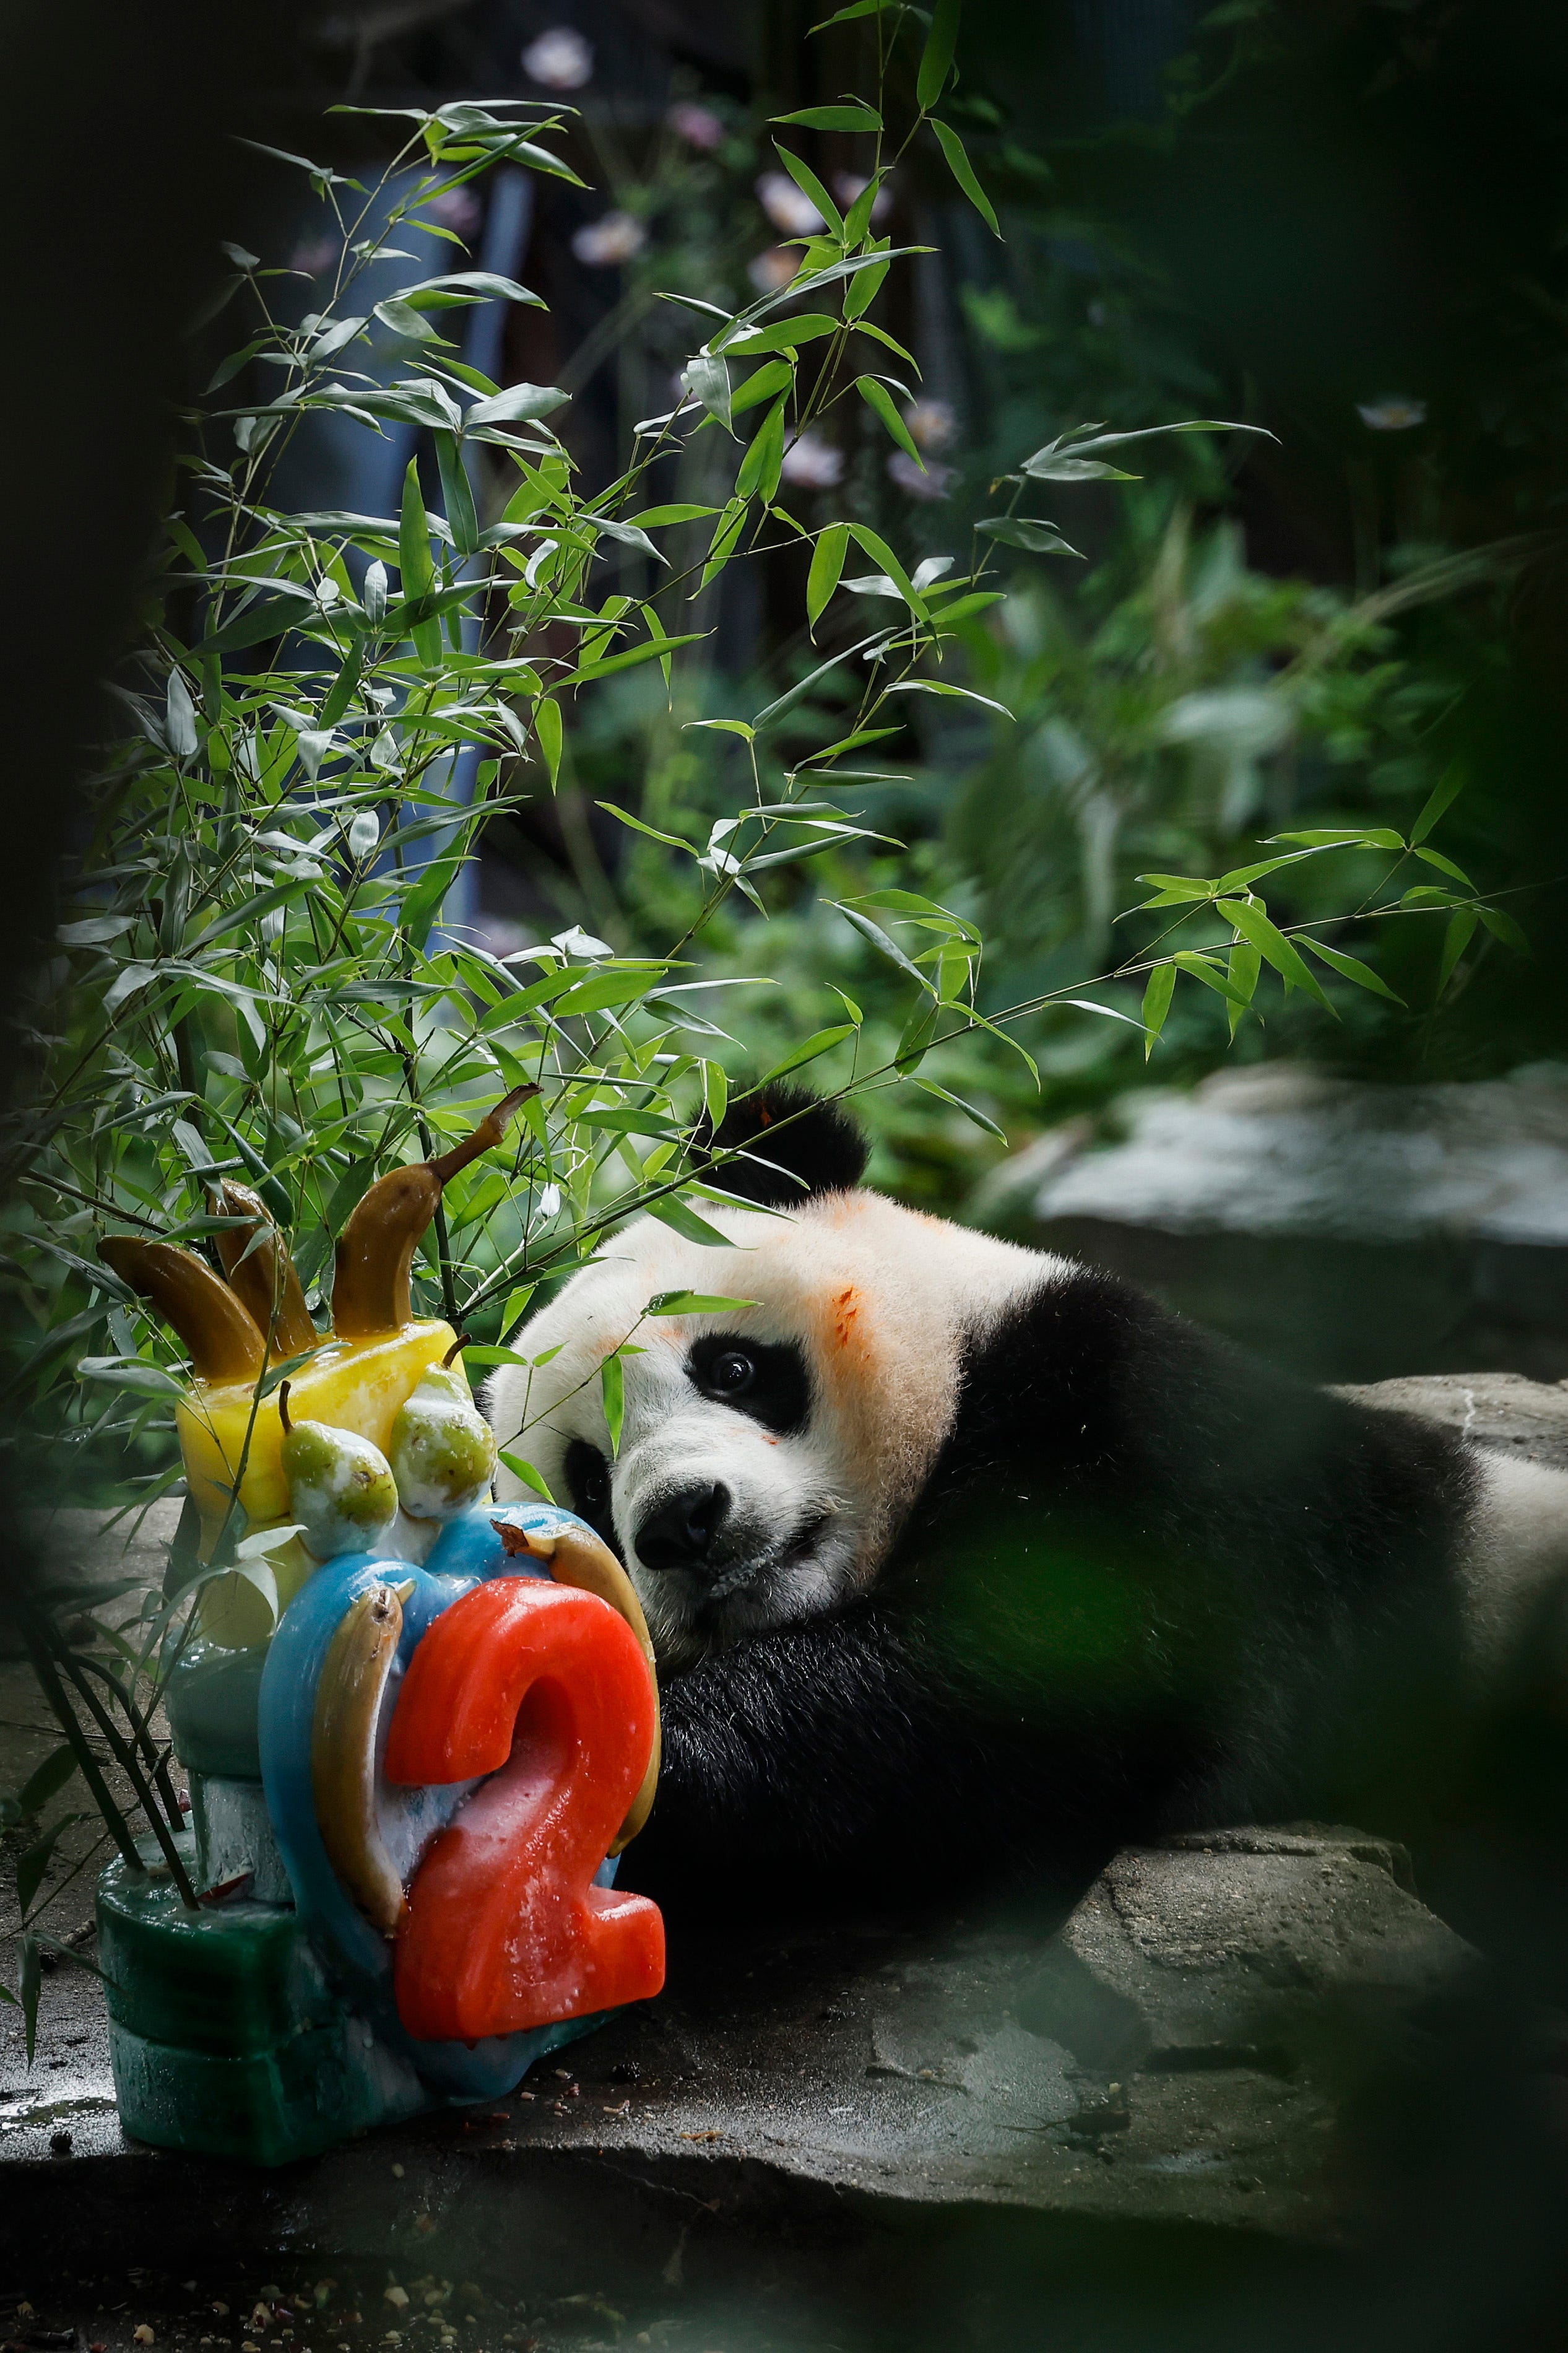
389,1347,497,1523
279,1381,399,1562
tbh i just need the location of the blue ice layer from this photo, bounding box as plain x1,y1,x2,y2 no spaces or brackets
256,1498,618,2103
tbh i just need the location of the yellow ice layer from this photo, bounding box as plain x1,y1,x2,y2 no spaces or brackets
178,1318,458,1558
181,1319,461,1648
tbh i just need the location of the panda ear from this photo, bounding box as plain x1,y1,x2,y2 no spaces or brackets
701,1084,868,1207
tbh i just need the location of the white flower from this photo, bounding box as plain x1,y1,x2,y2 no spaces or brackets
669,101,725,150
756,172,826,238
780,432,843,489
903,398,956,452
833,172,892,225
747,246,799,294
1357,396,1427,431
521,27,593,88
888,451,955,501
571,211,646,267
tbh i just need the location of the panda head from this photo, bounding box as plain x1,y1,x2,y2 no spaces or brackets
485,1087,1047,1668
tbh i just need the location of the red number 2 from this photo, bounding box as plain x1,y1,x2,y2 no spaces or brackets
384,1577,665,2041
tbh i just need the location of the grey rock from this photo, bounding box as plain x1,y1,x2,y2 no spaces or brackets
1024,1832,1474,2080
984,1061,1568,1247
1338,1370,1568,1472
974,1061,1568,1380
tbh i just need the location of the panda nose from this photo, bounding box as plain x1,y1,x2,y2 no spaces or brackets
634,1482,732,1575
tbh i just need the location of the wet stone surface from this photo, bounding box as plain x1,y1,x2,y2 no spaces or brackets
3,1391,1562,2279
0,1830,1470,2263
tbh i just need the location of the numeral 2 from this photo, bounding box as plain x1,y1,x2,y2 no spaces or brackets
385,1577,664,2040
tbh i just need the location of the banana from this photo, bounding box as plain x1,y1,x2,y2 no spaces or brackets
311,1581,414,1933
101,1235,267,1385
214,1181,319,1359
331,1086,535,1339
493,1518,661,1854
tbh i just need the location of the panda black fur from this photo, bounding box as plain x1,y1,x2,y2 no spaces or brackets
485,1087,1568,1914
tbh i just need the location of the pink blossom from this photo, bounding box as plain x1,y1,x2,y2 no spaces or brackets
669,101,726,151
522,27,593,88
756,172,826,238
290,237,340,278
833,172,893,225
903,399,956,452
571,211,647,267
888,451,954,501
1357,395,1427,431
747,246,799,294
427,187,482,238
781,432,844,489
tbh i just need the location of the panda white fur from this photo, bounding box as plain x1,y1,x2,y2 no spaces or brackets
485,1089,1568,1912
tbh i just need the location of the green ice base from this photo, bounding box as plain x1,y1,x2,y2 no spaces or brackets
97,1846,418,2166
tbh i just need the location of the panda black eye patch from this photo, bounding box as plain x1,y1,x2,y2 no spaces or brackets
563,1437,619,1552
687,1334,810,1435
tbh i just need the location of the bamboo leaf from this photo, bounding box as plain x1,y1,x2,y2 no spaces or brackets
398,458,441,664
1302,938,1406,1004
760,1024,857,1083
601,1353,625,1455
770,148,844,239
914,1076,1007,1138
644,1195,736,1246
1141,963,1176,1058
1410,762,1465,845
833,904,931,989
1414,845,1475,888
719,312,838,358
930,118,1000,237
645,1290,761,1316
682,352,733,434
1478,904,1528,951
917,0,961,110
1226,941,1261,1038
1216,898,1335,1011
855,376,924,466
1437,906,1478,996
735,394,788,505
807,524,850,630
845,523,929,619
770,104,883,132
535,697,563,788
498,1450,556,1501
1171,950,1253,1007
977,515,1083,557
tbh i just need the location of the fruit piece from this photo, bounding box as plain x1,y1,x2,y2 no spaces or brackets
492,1517,661,1853
279,1382,399,1563
311,1580,413,1933
101,1236,267,1383
214,1182,319,1359
389,1340,498,1522
331,1087,533,1339
175,1320,457,1562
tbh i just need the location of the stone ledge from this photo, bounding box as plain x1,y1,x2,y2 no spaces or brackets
2,1396,1557,2270
0,1821,1478,2262
1338,1371,1568,1470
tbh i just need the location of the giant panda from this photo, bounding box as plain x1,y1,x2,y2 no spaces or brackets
485,1087,1568,1918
